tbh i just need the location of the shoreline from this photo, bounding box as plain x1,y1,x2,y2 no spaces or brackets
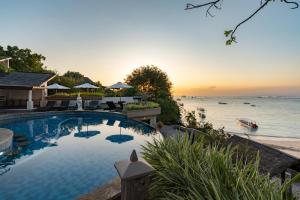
232,133,300,159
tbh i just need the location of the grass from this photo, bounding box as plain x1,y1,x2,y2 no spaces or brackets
124,101,159,111
142,134,300,200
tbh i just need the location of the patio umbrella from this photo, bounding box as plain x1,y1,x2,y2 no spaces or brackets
74,83,99,89
108,82,132,101
47,83,70,93
74,83,99,97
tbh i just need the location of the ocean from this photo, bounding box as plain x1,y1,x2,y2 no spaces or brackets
177,96,300,139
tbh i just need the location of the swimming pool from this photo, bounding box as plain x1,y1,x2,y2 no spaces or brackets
0,112,159,200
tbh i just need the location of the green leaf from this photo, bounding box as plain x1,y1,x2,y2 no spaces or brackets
224,30,233,37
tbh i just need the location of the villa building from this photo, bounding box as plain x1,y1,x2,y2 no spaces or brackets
0,71,56,110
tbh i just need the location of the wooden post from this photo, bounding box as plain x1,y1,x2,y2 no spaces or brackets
115,150,154,200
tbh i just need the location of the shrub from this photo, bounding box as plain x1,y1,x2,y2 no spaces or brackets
48,92,104,98
185,111,198,128
142,134,300,200
124,101,159,111
156,97,181,124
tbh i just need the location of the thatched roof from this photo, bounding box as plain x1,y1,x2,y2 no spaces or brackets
227,135,300,176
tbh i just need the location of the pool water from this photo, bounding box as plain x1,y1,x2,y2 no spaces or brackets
0,112,159,200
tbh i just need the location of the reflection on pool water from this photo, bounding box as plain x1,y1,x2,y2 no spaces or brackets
0,112,159,200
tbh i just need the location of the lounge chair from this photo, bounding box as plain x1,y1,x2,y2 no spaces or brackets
68,100,77,110
106,101,121,112
86,101,99,110
36,101,56,111
118,101,125,110
56,100,70,110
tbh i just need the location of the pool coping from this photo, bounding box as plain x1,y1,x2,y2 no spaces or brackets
0,110,158,130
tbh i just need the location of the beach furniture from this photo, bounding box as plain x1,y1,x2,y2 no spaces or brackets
106,101,121,112
86,101,100,110
36,101,56,111
68,100,77,110
57,100,70,110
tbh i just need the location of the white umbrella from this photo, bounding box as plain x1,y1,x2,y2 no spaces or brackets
108,82,132,102
47,83,70,94
108,82,132,89
47,83,70,90
74,83,99,89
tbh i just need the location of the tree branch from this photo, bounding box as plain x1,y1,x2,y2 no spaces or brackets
185,0,299,45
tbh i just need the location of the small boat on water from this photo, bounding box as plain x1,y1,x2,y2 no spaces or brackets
176,98,181,101
251,104,256,107
237,118,258,129
244,102,250,104
197,107,205,112
219,102,228,105
199,112,206,119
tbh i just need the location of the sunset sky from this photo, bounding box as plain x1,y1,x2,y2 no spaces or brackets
1,0,299,96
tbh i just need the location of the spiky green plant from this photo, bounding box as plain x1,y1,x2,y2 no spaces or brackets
142,134,300,200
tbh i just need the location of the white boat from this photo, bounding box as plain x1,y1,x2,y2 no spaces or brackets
199,112,206,119
237,118,258,129
197,107,205,112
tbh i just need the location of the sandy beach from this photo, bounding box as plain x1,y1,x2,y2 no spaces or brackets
249,136,300,159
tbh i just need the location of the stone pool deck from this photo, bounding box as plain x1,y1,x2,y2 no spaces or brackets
77,177,121,200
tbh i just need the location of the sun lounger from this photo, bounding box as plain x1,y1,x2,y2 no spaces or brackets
106,101,121,112
86,100,99,110
56,100,69,110
68,100,77,110
36,101,56,111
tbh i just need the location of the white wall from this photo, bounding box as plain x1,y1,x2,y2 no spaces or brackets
101,97,135,103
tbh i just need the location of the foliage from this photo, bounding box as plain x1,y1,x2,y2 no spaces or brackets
156,97,181,124
185,111,198,128
142,134,300,200
48,92,104,98
49,71,105,94
0,45,52,73
185,0,299,45
125,65,180,124
120,87,139,97
124,101,159,111
125,65,172,99
0,63,9,73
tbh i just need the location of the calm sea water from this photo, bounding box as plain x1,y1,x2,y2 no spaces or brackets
178,96,300,138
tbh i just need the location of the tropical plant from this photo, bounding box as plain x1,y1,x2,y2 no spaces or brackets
125,101,159,111
125,65,172,99
156,97,181,124
143,134,300,200
125,65,180,124
185,111,198,128
48,92,104,98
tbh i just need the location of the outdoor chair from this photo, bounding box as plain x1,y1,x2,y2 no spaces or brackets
68,100,77,110
118,101,125,110
57,100,70,110
106,101,121,112
86,101,99,110
36,101,56,111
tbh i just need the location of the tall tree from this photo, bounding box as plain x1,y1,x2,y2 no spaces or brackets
125,65,172,99
0,45,50,72
185,0,299,44
126,66,180,124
